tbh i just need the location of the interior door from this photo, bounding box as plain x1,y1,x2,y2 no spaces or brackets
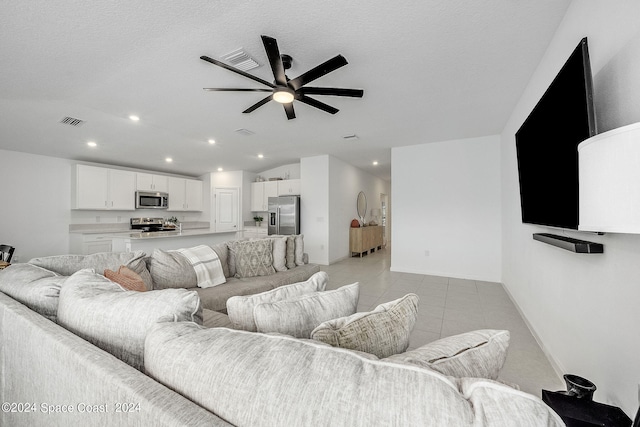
214,187,239,232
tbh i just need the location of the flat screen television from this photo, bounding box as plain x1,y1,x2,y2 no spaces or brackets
516,37,597,230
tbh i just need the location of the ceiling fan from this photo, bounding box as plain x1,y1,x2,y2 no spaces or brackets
200,35,364,120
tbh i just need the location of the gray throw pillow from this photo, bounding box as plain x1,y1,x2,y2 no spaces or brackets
268,236,288,272
311,293,419,358
57,269,202,371
228,239,275,278
294,234,305,266
226,271,329,331
253,283,359,338
148,248,197,289
384,329,510,380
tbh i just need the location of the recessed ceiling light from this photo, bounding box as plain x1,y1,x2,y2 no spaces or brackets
373,161,378,166
129,115,140,122
87,141,97,147
217,167,223,172
258,154,264,159
165,157,173,163
208,139,216,144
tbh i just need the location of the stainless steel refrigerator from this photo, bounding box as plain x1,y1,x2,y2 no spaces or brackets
268,196,300,235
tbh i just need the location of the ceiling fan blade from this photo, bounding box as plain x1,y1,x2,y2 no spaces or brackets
296,94,339,115
200,56,275,88
299,87,364,97
283,102,296,120
261,35,287,86
203,88,272,92
242,95,273,114
289,55,348,90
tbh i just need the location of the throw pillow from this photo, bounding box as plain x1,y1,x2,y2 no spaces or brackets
147,248,197,289
57,269,202,371
285,235,296,269
229,239,275,278
310,293,419,358
294,234,305,266
0,263,65,321
226,238,249,277
268,236,288,272
226,271,329,331
253,282,359,338
104,265,147,292
384,329,510,380
210,242,230,278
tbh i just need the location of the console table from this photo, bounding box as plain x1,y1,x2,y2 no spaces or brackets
350,226,383,257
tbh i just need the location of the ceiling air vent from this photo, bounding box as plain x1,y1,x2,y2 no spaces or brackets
343,134,359,140
59,116,85,127
235,128,255,136
220,48,260,71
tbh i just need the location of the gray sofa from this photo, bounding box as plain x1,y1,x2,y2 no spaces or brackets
0,243,566,426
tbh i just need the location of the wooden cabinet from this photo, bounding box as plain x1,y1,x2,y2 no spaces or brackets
168,177,203,211
349,226,384,257
250,181,278,211
277,179,300,195
73,165,135,210
136,173,168,192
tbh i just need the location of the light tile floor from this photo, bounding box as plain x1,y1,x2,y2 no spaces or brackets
322,247,564,397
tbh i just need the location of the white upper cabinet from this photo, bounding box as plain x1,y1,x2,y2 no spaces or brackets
73,165,135,210
251,181,279,211
168,177,203,211
136,173,168,192
277,179,300,196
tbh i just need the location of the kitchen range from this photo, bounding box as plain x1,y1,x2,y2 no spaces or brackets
130,217,180,236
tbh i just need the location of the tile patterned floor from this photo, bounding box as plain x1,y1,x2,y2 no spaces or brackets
322,247,564,397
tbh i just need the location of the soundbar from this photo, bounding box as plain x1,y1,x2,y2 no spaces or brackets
533,233,604,253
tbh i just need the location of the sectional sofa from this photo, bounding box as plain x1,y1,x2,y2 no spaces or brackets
0,238,566,426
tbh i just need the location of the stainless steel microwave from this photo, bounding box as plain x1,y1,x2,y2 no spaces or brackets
135,191,169,209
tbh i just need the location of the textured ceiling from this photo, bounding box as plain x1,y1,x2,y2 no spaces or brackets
0,0,571,181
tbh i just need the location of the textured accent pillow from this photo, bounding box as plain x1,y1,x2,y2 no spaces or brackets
311,293,419,358
104,265,147,292
29,250,152,289
229,239,275,278
384,329,510,380
268,236,288,272
226,238,249,277
226,271,329,331
57,269,202,370
285,235,296,269
294,234,305,266
253,282,359,338
148,248,197,289
0,263,65,321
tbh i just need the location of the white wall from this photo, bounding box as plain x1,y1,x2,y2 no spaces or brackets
256,163,300,180
501,1,640,415
0,149,72,261
391,136,501,282
300,156,330,264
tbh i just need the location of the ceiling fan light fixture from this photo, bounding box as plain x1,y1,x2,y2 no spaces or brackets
272,88,294,104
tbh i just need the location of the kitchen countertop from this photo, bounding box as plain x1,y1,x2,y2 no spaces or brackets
109,228,236,240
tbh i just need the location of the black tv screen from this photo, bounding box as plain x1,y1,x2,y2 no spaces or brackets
516,37,597,230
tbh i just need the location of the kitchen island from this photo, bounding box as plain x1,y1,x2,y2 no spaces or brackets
110,228,239,253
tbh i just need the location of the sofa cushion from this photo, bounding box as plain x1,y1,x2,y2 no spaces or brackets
194,263,321,312
144,323,564,427
0,263,65,321
268,236,288,272
203,309,233,328
294,234,305,266
384,329,510,380
226,271,329,331
148,248,197,289
253,283,359,338
210,242,230,278
311,293,419,358
29,251,152,290
104,265,148,292
228,239,275,278
285,235,296,269
57,269,202,370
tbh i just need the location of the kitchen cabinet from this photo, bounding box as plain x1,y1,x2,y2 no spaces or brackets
72,165,135,210
136,173,168,192
277,179,300,196
349,226,384,258
69,233,113,255
250,181,278,211
168,177,203,211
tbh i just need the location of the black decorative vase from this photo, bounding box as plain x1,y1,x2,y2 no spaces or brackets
564,374,597,400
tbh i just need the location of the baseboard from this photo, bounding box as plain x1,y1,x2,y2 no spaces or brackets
501,284,566,381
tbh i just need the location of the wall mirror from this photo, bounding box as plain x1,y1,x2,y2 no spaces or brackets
356,191,367,225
